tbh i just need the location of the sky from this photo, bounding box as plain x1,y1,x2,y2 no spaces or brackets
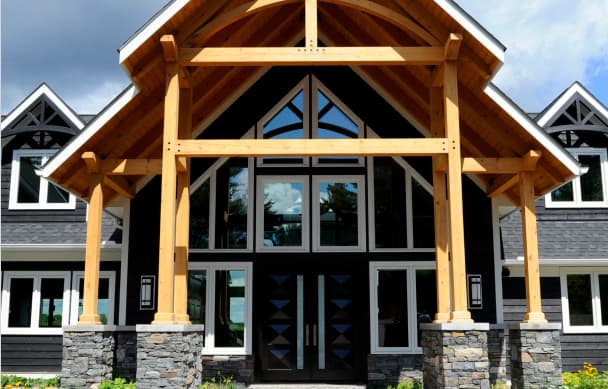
2,1,608,116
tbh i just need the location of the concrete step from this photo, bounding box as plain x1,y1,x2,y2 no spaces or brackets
248,385,367,389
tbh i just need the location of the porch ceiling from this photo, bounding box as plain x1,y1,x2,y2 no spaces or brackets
43,0,581,206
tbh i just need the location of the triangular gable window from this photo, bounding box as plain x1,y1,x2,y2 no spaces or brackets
547,97,608,130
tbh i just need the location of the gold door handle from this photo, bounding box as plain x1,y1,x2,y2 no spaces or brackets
313,324,318,346
305,324,310,346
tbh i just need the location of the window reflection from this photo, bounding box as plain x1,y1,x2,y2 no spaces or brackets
78,278,110,324
215,270,246,347
188,271,207,326
263,181,303,247
215,159,248,249
319,182,358,246
40,278,64,327
190,179,210,249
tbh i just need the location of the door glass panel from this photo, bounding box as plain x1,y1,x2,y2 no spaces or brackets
215,270,246,347
373,158,407,248
18,156,42,203
325,274,354,370
188,271,207,325
377,270,408,347
39,278,64,327
319,182,358,247
215,159,248,249
190,179,210,249
263,181,304,247
416,270,437,346
8,278,33,327
579,155,604,202
567,274,593,325
78,278,110,324
599,275,608,326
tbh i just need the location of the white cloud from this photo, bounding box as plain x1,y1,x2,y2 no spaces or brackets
458,0,608,111
264,183,303,215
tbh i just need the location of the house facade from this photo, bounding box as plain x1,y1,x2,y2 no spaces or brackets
500,82,608,373
1,1,595,388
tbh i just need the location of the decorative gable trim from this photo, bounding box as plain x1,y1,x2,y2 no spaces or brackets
536,82,608,129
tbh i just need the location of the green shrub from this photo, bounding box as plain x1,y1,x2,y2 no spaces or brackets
98,377,136,389
200,372,236,389
1,375,60,388
386,380,422,389
563,362,608,388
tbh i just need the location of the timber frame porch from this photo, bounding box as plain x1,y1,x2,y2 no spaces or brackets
41,0,583,329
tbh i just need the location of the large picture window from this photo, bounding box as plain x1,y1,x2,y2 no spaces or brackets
546,148,608,208
1,271,71,335
9,150,76,210
187,262,252,354
561,270,608,333
369,262,436,353
69,271,116,325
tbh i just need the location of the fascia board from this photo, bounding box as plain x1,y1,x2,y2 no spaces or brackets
484,83,585,178
118,0,190,65
1,84,84,132
41,85,139,179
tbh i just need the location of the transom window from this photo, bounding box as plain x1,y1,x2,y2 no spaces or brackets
546,148,608,208
1,271,71,335
187,262,253,355
561,270,608,333
9,149,75,210
369,262,436,354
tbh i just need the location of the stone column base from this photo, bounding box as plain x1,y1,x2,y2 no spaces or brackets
136,324,204,388
508,323,562,389
61,325,117,389
420,323,490,389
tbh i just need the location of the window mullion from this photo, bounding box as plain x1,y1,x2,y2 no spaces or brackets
406,172,414,249
205,265,216,351
31,276,42,330
593,273,603,329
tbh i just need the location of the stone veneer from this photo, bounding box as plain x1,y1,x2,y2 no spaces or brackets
367,354,422,388
115,330,138,380
202,355,255,386
488,325,510,386
61,325,116,389
508,323,562,389
136,324,204,389
420,323,490,389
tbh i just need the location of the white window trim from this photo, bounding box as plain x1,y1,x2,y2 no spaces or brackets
189,262,253,355
369,261,435,354
69,271,116,325
256,175,310,252
1,271,71,335
257,77,310,167
367,153,435,252
312,175,366,252
9,149,76,210
189,144,254,253
311,77,364,167
545,148,608,208
560,268,608,333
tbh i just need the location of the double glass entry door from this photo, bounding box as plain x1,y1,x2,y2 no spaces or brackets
257,267,363,381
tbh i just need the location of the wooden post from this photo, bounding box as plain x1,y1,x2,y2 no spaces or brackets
79,177,103,324
444,59,472,323
305,0,317,49
519,171,547,323
173,86,192,324
153,46,180,323
430,87,450,323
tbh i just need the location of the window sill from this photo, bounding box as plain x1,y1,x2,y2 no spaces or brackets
1,327,65,335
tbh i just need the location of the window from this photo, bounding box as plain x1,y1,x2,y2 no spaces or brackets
368,156,435,251
189,156,254,251
369,262,436,353
9,149,76,210
312,176,366,251
1,271,71,335
256,176,309,252
188,262,252,354
546,148,608,208
561,270,608,333
70,271,116,325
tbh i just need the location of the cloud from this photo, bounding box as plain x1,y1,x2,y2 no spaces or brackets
264,183,303,215
458,0,608,111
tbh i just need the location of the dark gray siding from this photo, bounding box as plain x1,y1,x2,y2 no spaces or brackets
503,276,608,372
1,336,62,373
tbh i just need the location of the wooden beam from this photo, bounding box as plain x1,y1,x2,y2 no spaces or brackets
519,171,547,323
431,65,444,88
101,159,162,175
522,150,542,170
487,174,519,198
175,138,448,157
102,176,135,199
430,87,450,323
176,157,188,173
179,46,445,66
443,60,472,323
444,33,463,60
174,87,192,324
82,151,101,173
305,0,317,48
78,177,103,325
160,34,178,62
153,62,180,324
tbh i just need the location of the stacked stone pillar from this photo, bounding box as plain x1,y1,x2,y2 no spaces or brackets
136,324,204,388
420,323,490,389
508,323,562,389
62,325,116,388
